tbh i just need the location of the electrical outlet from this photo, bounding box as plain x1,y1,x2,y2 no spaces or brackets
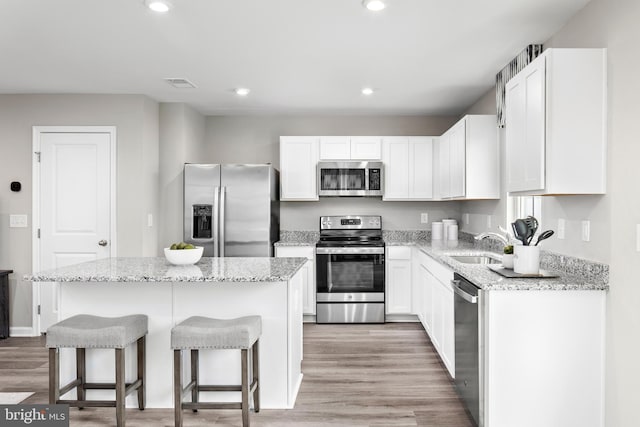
557,219,566,240
581,220,590,242
420,213,429,224
637,224,640,252
463,213,470,225
9,214,28,228
486,215,492,229
147,214,153,227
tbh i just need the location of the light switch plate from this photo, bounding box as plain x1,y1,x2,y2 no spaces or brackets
463,213,470,225
557,219,566,239
637,224,640,252
487,215,492,229
581,220,590,242
9,214,28,228
147,213,153,227
420,213,429,224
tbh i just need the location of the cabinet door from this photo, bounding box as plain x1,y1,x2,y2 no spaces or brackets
386,259,412,314
448,120,466,198
382,137,410,200
506,56,546,192
319,136,351,160
408,137,434,199
275,246,315,315
441,283,455,377
351,137,382,160
420,263,434,335
280,137,319,200
438,135,450,199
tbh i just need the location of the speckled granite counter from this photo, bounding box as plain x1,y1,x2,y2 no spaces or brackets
26,257,307,283
417,241,609,291
274,231,319,247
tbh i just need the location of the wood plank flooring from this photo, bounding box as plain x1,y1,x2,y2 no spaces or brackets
0,323,474,426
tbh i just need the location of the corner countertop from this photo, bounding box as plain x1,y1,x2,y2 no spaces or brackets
25,257,308,283
416,241,609,291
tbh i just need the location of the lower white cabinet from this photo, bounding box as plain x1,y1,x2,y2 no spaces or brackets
416,250,455,377
275,246,315,315
386,246,413,314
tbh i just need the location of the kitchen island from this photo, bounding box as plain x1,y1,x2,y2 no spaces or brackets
28,257,307,409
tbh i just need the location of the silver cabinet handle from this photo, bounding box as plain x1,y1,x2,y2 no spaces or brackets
98,240,108,247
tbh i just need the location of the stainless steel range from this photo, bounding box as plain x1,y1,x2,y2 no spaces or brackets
315,215,385,324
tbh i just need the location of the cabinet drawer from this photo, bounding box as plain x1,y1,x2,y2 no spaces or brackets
419,250,454,285
386,246,412,260
275,246,314,260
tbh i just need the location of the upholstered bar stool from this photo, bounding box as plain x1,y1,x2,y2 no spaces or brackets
46,314,148,427
171,316,261,427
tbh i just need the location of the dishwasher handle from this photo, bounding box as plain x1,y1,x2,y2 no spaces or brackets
452,279,478,304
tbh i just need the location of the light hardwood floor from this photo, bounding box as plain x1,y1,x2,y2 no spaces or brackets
0,323,474,426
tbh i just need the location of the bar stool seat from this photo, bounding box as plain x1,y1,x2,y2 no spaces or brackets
172,315,261,427
47,314,148,427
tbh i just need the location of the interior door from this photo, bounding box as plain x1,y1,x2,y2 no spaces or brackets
36,130,114,333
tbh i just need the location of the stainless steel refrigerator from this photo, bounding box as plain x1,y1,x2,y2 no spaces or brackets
183,164,280,257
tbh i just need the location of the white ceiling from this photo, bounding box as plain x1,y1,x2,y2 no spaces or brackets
0,0,591,115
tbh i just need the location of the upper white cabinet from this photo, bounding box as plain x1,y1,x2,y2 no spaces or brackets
280,136,319,201
319,136,382,160
505,48,607,195
382,137,434,200
437,115,499,200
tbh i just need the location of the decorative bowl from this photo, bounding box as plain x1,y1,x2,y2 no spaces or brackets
164,246,204,265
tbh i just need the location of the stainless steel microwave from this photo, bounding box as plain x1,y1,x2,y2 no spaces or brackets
317,161,384,197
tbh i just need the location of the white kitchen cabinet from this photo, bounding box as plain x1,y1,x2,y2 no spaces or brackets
483,290,605,427
437,115,499,200
505,48,607,195
319,136,382,160
275,246,316,316
386,246,413,314
319,136,351,160
280,136,319,201
415,250,455,377
382,137,434,200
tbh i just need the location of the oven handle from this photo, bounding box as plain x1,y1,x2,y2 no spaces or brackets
316,247,385,255
452,279,478,304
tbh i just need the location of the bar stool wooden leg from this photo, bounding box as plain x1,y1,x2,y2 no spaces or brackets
115,348,126,427
137,336,146,410
252,340,260,412
174,350,183,427
241,349,250,427
49,348,60,404
190,349,199,412
76,348,85,409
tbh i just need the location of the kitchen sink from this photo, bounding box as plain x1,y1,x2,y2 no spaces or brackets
450,255,501,265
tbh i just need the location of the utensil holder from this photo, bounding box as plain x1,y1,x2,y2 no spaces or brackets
513,246,540,274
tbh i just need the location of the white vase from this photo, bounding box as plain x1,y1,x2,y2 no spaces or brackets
502,254,514,269
513,245,541,274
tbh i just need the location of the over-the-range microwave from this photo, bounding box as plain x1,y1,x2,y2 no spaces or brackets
317,161,384,197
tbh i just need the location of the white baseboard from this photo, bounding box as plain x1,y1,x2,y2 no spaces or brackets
385,314,420,322
10,326,37,337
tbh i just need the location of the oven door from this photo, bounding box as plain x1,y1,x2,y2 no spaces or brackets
315,247,385,301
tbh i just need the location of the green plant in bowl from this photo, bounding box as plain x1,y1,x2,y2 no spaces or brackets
503,245,514,255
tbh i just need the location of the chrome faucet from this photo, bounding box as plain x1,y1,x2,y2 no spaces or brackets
474,232,509,247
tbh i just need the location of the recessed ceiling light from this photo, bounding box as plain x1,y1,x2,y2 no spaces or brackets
362,87,374,96
145,0,172,13
235,88,251,96
362,0,386,12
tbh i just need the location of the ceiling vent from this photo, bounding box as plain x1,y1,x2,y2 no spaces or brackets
164,78,197,89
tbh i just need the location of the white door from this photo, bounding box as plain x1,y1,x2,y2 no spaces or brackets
34,128,115,333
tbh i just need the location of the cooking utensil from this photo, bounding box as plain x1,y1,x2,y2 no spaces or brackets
522,216,539,245
534,230,554,246
512,219,529,245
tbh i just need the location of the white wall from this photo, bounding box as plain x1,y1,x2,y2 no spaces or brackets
203,115,461,230
0,94,160,329
158,103,206,251
544,1,640,425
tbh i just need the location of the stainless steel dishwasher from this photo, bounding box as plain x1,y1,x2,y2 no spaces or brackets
452,273,483,427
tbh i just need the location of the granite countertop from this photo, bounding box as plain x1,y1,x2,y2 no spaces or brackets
417,241,609,291
26,257,308,283
274,231,319,247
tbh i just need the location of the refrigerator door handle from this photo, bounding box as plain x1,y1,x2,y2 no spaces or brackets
213,186,220,257
220,186,226,257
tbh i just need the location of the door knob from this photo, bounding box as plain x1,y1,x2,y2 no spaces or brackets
98,240,108,247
